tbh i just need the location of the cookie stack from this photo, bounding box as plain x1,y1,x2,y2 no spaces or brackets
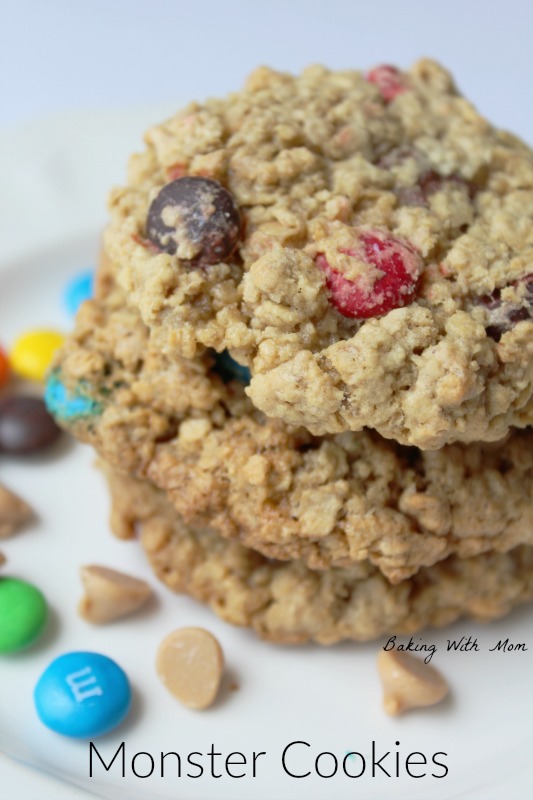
47,60,533,644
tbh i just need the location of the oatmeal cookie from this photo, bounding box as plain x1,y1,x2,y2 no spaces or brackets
105,59,533,448
104,465,533,645
47,274,533,583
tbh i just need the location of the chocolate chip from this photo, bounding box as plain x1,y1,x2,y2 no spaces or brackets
508,306,530,323
487,305,531,341
0,396,62,455
396,170,478,208
154,420,178,444
394,185,427,207
378,146,422,170
380,146,478,209
146,177,241,266
478,275,533,341
524,277,533,298
478,289,502,311
485,324,507,342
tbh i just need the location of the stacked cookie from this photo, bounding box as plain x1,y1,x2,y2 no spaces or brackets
47,60,533,644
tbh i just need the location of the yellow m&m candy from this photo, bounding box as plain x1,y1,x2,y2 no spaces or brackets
10,330,65,383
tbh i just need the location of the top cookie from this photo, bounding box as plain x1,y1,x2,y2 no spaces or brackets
106,60,533,448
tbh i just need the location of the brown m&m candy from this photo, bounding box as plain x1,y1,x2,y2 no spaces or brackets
146,176,241,266
0,396,62,455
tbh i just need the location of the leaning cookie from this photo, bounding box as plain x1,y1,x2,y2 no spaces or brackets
105,59,533,449
47,279,533,584
103,465,533,645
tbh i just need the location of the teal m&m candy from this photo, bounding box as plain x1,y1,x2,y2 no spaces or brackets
0,577,48,652
212,350,251,385
34,651,131,738
44,372,102,422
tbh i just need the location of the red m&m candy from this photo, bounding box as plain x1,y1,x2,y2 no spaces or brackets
316,230,423,319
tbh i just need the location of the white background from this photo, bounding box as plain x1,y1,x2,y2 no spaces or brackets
3,0,533,262
2,2,533,798
2,0,533,136
3,0,533,265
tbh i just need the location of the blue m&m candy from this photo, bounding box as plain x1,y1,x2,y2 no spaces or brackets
34,651,131,738
64,270,94,316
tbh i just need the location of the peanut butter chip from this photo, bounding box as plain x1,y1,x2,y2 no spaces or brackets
156,627,224,710
377,649,448,715
78,565,152,624
0,484,33,538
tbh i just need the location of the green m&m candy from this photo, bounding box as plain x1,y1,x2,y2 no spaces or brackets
0,577,47,653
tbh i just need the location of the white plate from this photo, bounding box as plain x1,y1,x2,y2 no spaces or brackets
1,235,533,800
1,101,533,797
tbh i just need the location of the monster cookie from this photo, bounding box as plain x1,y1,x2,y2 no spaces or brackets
48,272,533,583
105,59,533,449
103,465,533,645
